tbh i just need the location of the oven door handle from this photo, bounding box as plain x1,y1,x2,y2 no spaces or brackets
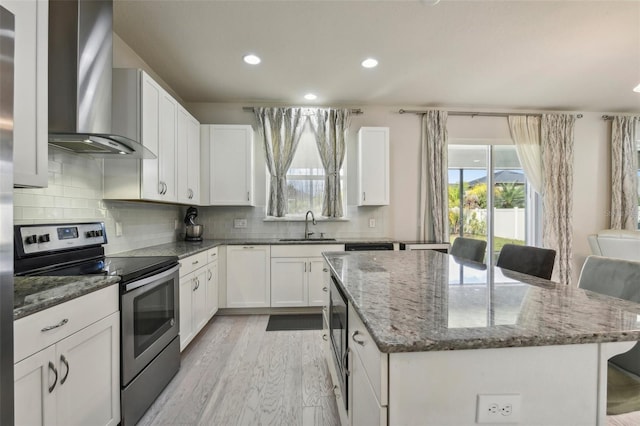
125,264,181,292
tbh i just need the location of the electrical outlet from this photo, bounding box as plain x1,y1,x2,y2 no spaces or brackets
369,218,376,228
476,394,521,423
115,221,123,237
234,218,247,229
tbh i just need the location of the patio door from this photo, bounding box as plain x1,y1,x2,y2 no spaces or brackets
448,144,537,265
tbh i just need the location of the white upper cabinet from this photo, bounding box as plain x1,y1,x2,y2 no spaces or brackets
3,0,48,187
200,124,254,206
357,127,389,206
105,69,182,203
177,106,200,205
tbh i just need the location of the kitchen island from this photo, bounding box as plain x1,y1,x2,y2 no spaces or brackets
323,250,640,425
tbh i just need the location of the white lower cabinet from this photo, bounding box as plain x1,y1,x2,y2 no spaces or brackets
14,286,120,426
206,250,219,318
179,248,219,351
270,245,342,307
227,245,271,308
351,348,387,426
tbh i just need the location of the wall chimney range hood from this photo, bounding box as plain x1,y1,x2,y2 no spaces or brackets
48,0,154,159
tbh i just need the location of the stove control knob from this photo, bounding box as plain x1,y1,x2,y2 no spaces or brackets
86,231,96,238
25,234,38,245
96,229,103,237
38,234,50,243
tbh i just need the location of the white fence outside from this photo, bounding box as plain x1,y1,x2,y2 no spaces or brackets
460,208,525,241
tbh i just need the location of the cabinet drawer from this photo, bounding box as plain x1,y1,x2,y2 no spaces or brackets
207,247,218,263
270,244,343,258
180,251,208,276
348,304,388,406
14,285,119,363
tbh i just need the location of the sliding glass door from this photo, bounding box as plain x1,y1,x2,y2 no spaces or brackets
448,144,533,264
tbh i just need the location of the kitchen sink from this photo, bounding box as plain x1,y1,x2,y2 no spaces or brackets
279,238,337,242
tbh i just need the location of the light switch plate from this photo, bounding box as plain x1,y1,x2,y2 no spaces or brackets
234,218,247,229
369,218,376,228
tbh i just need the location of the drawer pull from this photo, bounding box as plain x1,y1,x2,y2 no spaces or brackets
351,330,366,346
192,260,199,265
322,333,328,341
343,348,350,376
322,287,328,292
323,268,328,272
41,318,69,332
48,362,58,393
208,270,213,280
60,355,70,385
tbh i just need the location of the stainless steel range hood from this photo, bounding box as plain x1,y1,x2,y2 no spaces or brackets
48,0,154,159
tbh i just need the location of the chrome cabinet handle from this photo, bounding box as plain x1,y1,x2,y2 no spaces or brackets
323,268,328,272
322,334,328,341
208,270,213,281
158,182,164,195
352,330,366,346
363,192,366,201
242,246,254,249
41,318,69,332
247,191,250,201
304,262,307,273
60,355,70,385
192,260,199,265
343,348,350,376
322,287,328,292
48,361,58,393
193,278,198,291
309,262,312,272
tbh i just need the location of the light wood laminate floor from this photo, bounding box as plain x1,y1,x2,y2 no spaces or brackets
138,315,340,426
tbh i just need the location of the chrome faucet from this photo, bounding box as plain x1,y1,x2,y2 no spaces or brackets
304,210,316,239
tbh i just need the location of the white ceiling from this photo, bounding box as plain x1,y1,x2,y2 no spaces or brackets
113,0,640,113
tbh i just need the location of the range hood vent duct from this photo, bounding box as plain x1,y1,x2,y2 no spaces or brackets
48,0,154,159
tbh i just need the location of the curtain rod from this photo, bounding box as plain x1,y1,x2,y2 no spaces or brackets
398,109,583,119
243,106,363,115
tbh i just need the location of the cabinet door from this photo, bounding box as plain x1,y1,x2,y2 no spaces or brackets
179,271,195,351
351,349,387,426
308,257,328,307
176,107,200,205
227,246,270,308
158,91,177,201
176,107,191,204
140,73,162,200
358,127,389,206
14,345,57,426
3,0,48,187
271,258,307,307
55,312,120,426
206,261,219,318
187,114,201,204
209,125,254,206
192,268,208,333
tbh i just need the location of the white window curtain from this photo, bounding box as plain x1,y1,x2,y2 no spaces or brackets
254,107,307,217
308,108,351,217
419,110,449,243
541,114,575,285
610,116,639,230
508,115,542,194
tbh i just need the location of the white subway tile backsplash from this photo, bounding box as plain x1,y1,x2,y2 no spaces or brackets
14,151,180,254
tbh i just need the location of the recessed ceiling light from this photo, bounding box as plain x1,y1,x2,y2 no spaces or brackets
634,83,640,93
361,58,378,69
243,54,261,65
304,93,317,100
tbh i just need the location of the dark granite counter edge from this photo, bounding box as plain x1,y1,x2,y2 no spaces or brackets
14,276,121,320
322,253,640,354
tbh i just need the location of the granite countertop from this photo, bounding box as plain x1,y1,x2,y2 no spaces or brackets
14,276,121,320
113,237,394,259
323,250,640,353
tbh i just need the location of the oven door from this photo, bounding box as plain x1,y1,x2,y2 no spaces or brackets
329,274,348,410
121,264,180,385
